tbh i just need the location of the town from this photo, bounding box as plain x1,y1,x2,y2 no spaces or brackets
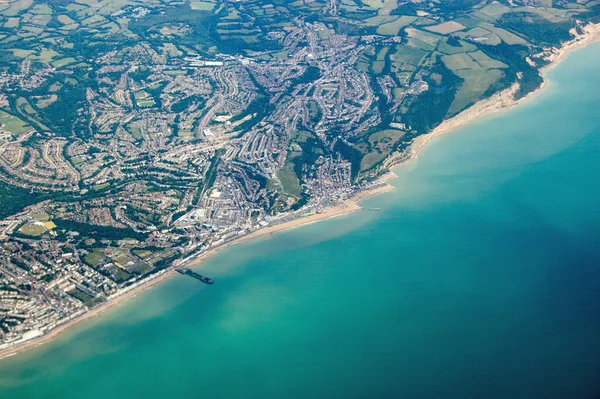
0,0,588,349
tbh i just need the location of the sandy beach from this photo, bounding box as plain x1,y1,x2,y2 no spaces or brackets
1,22,599,361
0,269,177,360
184,171,397,269
0,173,396,360
229,174,395,241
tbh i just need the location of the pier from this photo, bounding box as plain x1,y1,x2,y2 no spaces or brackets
175,268,214,284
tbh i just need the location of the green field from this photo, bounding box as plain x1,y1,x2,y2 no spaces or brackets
52,57,77,68
360,129,405,171
57,14,75,25
391,45,428,67
0,111,31,135
190,1,216,11
132,249,154,259
469,50,508,69
448,69,503,116
85,248,106,267
19,223,48,237
424,21,466,34
36,95,58,109
31,212,50,222
376,16,418,36
67,288,97,307
134,91,156,108
276,167,302,197
93,183,110,191
442,53,481,70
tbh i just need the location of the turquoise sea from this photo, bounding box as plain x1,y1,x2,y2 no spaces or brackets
2,43,600,398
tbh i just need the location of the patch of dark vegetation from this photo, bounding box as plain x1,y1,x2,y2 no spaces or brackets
290,134,327,179
499,12,574,46
54,219,149,242
403,56,463,133
0,181,53,219
391,3,418,16
129,4,216,50
479,43,543,99
334,139,363,180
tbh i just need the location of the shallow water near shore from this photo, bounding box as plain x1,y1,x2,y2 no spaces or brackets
1,43,600,398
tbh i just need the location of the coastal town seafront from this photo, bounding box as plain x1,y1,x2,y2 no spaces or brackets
0,172,396,360
1,39,600,399
1,20,600,360
4,0,600,363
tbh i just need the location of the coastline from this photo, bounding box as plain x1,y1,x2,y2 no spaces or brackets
0,269,177,360
192,171,397,251
406,22,600,164
1,22,599,361
0,173,396,360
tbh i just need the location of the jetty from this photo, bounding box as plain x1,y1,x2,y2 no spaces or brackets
175,268,214,284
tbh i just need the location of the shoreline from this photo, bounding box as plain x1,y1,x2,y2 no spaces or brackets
191,171,397,253
1,22,599,361
0,269,177,360
404,21,600,165
0,173,396,360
